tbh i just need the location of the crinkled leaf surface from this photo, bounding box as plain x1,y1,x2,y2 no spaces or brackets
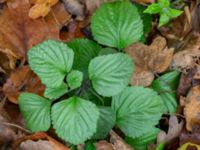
112,87,164,138
67,70,83,90
152,71,180,113
28,40,74,87
52,96,99,144
44,83,68,99
89,53,133,97
68,39,101,79
92,106,116,139
91,1,143,49
19,93,51,132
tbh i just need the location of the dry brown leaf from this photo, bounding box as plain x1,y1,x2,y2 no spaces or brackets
14,132,70,150
29,0,59,19
0,0,59,59
62,0,85,20
184,85,200,131
0,48,18,73
94,140,114,150
45,2,71,29
85,0,114,14
132,0,154,3
110,130,134,150
157,116,183,144
125,36,174,87
3,66,45,104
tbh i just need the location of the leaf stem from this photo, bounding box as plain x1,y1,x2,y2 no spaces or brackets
89,88,105,105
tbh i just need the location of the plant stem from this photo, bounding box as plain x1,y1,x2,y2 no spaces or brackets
89,88,105,105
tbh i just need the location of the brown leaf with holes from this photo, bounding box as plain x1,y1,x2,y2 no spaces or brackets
3,66,45,104
0,0,59,59
13,132,70,150
183,85,200,131
125,36,174,87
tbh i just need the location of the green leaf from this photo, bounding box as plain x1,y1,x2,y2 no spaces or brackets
169,8,183,18
91,1,143,49
19,93,51,132
136,4,152,34
85,141,96,150
112,87,164,138
44,83,68,99
93,106,116,139
159,13,170,27
68,39,101,79
159,0,170,7
152,71,180,113
52,97,99,144
98,48,117,56
144,3,161,14
125,128,160,150
67,70,83,90
89,53,134,97
28,40,74,87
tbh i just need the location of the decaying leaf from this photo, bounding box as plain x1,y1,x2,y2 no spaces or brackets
178,142,200,150
183,85,200,131
3,66,45,104
45,2,71,29
62,0,85,20
0,48,18,73
110,130,134,150
94,140,114,150
29,0,59,19
125,36,174,86
0,0,59,58
157,116,183,144
14,132,70,150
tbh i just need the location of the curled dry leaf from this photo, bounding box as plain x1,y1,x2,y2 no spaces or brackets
3,66,45,104
157,116,183,144
125,36,174,87
183,85,200,131
29,0,59,19
14,132,70,150
62,0,85,20
0,0,59,59
110,130,134,150
0,48,18,73
19,140,54,150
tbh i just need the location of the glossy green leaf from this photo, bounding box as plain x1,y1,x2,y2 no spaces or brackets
169,8,183,18
125,128,159,150
19,93,51,132
112,87,164,138
152,71,180,113
91,1,143,49
28,40,74,87
144,3,161,14
52,97,99,144
44,83,68,99
98,48,117,56
68,39,101,79
89,53,134,97
159,13,170,27
93,106,116,139
67,70,83,90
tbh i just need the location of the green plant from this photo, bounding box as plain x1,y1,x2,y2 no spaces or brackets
144,0,183,27
18,1,166,146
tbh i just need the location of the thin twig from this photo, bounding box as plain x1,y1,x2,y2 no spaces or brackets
2,122,31,134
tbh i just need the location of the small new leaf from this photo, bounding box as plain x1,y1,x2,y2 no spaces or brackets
19,93,51,132
28,40,74,87
44,83,68,99
51,97,99,144
144,0,183,27
67,70,83,90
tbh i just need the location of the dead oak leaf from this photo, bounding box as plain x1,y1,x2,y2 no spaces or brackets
3,66,45,104
0,0,59,59
183,85,200,131
125,36,174,87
